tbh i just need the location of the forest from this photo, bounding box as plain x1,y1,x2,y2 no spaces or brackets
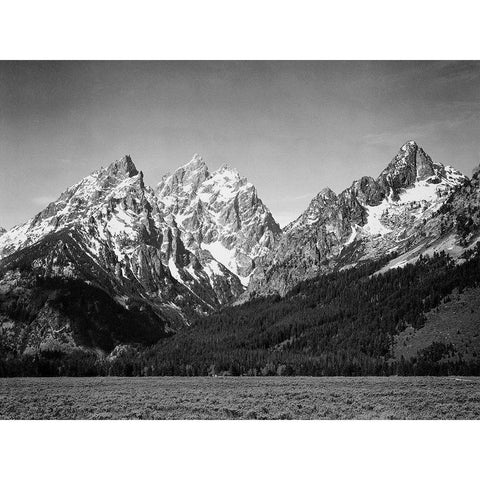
2,245,480,377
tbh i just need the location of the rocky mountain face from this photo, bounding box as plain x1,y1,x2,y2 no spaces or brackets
155,155,281,285
0,155,280,354
247,141,474,296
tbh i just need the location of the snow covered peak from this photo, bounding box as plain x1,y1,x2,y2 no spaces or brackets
156,154,210,200
216,163,239,174
185,153,206,169
376,142,468,198
155,154,281,283
208,164,246,189
0,154,150,259
181,154,209,179
172,154,208,181
156,155,252,209
376,141,439,200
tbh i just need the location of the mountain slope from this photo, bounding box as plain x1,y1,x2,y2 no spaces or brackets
70,246,480,377
247,141,471,297
393,286,480,364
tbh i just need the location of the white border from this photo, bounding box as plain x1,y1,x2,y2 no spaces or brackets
0,0,479,60
0,420,478,479
1,1,479,479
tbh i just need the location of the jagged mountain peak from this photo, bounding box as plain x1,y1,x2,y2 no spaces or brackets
316,187,337,200
208,164,249,191
157,155,257,206
388,139,420,161
382,140,427,173
284,187,339,233
0,154,151,260
157,154,210,199
216,163,239,175
59,156,145,211
154,154,281,283
182,153,208,172
400,139,418,150
189,153,205,163
105,155,139,179
350,176,384,206
376,141,440,200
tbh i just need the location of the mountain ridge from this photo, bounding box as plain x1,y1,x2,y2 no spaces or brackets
0,153,281,354
245,141,471,297
1,142,479,358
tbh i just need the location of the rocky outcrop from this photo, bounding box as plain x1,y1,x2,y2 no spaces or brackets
376,141,437,199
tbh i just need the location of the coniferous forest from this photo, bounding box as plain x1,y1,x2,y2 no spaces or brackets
2,245,480,377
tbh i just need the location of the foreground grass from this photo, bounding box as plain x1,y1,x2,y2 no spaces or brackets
0,376,479,420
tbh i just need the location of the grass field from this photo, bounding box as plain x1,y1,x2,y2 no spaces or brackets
0,376,479,419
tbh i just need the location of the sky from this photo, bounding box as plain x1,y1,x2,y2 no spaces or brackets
1,61,479,229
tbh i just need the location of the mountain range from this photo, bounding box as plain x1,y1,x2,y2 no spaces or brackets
247,140,471,296
1,140,480,371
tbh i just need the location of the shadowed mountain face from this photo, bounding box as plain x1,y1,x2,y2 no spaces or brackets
1,142,480,355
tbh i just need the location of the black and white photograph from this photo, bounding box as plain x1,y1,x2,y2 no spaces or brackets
2,59,480,420
1,1,479,479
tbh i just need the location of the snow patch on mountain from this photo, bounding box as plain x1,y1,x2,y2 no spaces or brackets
201,241,236,272
344,225,358,246
363,201,392,236
168,258,183,284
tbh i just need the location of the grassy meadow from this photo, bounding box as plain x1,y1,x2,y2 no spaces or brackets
1,376,479,420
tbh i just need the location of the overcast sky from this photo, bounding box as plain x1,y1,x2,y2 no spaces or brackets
1,61,479,229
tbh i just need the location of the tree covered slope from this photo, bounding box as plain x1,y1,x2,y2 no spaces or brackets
5,246,479,376
137,246,480,376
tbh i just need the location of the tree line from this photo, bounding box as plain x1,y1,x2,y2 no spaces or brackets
2,244,480,377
